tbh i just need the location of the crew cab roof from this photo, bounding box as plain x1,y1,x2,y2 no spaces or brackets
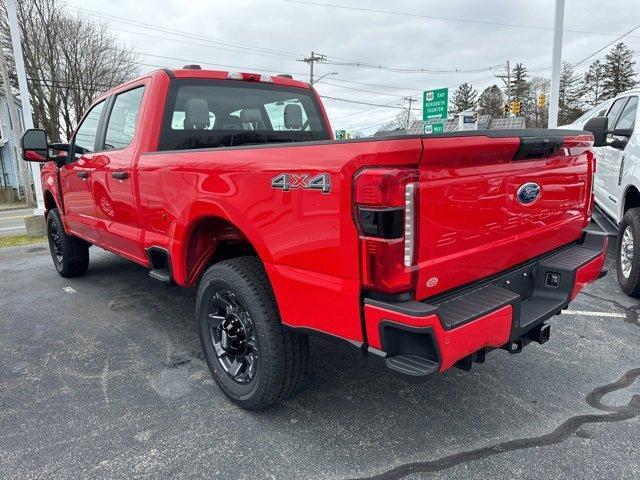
99,68,312,100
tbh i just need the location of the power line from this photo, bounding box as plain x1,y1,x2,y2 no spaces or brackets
316,80,410,98
133,51,309,76
323,59,504,74
109,26,307,62
320,77,424,91
72,6,505,78
283,0,640,39
572,22,640,67
69,6,306,61
320,95,404,109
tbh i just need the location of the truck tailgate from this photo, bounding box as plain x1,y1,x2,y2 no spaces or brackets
415,131,594,300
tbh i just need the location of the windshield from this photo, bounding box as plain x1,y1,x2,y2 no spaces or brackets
158,79,330,151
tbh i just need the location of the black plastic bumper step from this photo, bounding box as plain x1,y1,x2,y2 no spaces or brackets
149,268,172,284
540,241,605,271
431,284,520,330
385,355,439,376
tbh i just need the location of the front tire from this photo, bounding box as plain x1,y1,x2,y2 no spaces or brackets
47,208,90,277
196,257,308,410
617,207,640,297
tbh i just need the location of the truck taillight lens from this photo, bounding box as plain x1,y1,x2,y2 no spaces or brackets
404,182,417,267
354,168,418,294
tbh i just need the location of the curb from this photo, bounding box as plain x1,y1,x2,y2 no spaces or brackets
0,205,31,212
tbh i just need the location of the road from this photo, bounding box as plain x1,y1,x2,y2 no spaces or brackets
0,242,638,479
0,208,32,237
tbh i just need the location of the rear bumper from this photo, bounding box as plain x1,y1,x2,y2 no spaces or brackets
363,230,609,378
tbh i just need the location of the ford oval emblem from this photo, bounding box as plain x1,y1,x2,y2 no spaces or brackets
516,182,541,205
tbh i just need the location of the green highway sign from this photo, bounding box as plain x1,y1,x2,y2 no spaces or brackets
423,88,448,121
423,122,444,134
335,129,347,140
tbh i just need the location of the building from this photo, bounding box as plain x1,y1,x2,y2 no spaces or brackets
0,88,25,201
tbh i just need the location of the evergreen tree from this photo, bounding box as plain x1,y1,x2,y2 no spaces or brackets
602,42,638,99
559,62,584,125
477,84,504,117
452,83,478,113
509,63,530,103
582,60,606,107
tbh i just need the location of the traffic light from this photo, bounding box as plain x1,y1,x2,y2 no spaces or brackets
510,100,521,116
503,103,510,116
537,93,547,108
472,111,478,123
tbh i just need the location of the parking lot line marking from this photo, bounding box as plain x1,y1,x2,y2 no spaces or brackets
563,310,626,318
62,287,77,294
0,215,28,221
0,226,24,231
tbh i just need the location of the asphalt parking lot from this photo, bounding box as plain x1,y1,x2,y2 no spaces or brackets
1,240,639,479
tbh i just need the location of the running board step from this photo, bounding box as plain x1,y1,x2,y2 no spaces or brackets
149,268,172,285
592,206,619,236
385,355,439,377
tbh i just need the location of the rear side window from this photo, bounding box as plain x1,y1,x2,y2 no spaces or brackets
74,100,105,155
104,87,145,150
158,79,330,151
614,96,637,130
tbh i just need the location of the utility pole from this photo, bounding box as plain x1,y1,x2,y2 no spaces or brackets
404,97,414,128
300,51,326,86
495,60,511,106
548,0,565,128
0,45,34,206
6,0,44,213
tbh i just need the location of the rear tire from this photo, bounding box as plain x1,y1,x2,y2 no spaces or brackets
46,208,89,277
196,256,309,410
616,207,640,297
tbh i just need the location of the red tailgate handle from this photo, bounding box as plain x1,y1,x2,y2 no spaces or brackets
111,171,129,180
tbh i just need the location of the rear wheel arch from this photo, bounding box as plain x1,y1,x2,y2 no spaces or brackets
179,215,268,286
622,184,640,215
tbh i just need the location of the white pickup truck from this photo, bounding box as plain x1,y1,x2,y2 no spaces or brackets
583,89,640,296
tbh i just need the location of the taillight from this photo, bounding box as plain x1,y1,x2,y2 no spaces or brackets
354,168,418,294
404,182,417,266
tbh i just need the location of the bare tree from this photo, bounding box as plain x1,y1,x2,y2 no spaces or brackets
1,0,138,141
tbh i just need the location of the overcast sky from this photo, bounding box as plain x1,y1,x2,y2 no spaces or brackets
66,0,640,133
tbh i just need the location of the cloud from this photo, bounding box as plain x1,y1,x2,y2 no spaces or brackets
67,0,640,133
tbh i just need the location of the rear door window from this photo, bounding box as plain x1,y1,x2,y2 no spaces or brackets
104,87,145,150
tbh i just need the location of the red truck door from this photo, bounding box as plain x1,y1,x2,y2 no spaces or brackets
91,85,147,263
59,100,106,244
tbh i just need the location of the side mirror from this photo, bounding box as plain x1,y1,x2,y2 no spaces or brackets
609,127,633,138
607,127,633,150
583,116,608,147
21,129,49,162
284,104,303,130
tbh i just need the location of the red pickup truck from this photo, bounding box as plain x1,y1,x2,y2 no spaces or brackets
22,66,608,409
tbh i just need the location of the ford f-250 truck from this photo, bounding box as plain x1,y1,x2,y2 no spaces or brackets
21,66,608,409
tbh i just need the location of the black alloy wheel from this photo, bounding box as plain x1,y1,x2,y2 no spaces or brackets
207,289,259,384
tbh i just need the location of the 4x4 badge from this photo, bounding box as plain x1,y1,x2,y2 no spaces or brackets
271,173,331,193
